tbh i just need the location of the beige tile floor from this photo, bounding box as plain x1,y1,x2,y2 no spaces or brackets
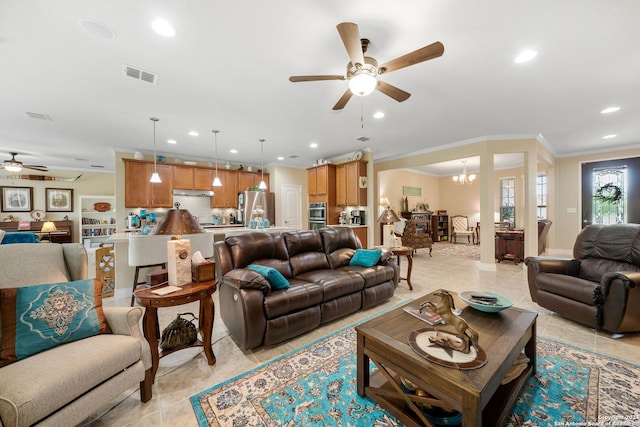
83,249,640,426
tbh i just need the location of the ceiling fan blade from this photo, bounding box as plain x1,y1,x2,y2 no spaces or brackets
336,22,364,67
25,165,48,172
332,89,353,110
289,75,345,82
376,80,411,103
379,41,444,74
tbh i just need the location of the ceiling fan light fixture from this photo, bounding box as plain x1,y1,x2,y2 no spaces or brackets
4,162,22,173
349,72,377,96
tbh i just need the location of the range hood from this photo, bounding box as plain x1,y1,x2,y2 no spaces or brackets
172,189,214,197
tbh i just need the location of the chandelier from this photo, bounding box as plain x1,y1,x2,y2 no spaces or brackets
452,160,476,185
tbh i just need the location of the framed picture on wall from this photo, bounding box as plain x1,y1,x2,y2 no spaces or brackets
1,186,33,212
45,188,74,212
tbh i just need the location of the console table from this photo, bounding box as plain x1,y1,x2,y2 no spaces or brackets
0,220,73,243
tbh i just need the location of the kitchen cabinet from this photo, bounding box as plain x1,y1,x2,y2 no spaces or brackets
194,168,213,190
212,170,238,208
124,160,173,208
336,160,367,206
173,166,195,189
308,164,336,200
237,171,269,192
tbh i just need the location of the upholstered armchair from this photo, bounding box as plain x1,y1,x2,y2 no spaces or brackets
0,243,152,427
396,219,433,256
451,215,475,244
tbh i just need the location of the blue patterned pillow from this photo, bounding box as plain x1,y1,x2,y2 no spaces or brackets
349,249,382,268
247,264,290,290
0,279,111,367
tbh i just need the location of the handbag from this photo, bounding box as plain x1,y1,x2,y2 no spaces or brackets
160,312,198,350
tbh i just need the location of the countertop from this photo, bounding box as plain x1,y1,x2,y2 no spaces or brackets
328,224,368,228
107,226,293,243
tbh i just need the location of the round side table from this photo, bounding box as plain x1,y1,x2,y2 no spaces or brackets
134,280,217,383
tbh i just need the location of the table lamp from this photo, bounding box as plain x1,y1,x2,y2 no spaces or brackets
377,207,401,248
40,221,57,242
152,203,204,286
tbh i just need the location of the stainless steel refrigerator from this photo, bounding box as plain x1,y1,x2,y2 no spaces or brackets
238,191,275,226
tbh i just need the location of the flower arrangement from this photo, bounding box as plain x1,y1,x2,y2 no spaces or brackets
594,183,623,203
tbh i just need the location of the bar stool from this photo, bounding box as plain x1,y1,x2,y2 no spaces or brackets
128,236,168,306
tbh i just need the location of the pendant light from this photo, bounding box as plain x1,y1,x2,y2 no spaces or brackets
149,117,162,183
212,130,222,187
258,139,267,190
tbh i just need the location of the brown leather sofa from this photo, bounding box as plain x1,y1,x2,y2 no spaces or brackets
525,223,640,333
214,227,399,349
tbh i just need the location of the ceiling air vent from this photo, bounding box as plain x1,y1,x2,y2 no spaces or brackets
356,136,370,142
288,155,299,159
25,112,53,121
123,65,158,84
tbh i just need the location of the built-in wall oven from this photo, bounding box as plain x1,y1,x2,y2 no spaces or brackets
309,202,327,230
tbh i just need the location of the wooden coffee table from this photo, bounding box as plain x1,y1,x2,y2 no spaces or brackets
356,290,537,427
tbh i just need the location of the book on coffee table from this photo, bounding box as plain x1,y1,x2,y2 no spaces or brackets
403,304,444,326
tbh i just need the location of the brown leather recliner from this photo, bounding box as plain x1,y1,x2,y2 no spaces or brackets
525,223,640,333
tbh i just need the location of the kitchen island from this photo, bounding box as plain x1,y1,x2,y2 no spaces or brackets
107,226,294,299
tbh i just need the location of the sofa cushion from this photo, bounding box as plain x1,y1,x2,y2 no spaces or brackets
350,249,382,268
0,279,110,367
338,264,396,288
296,269,364,301
0,333,143,427
263,280,323,319
248,264,290,290
226,232,291,274
284,231,330,276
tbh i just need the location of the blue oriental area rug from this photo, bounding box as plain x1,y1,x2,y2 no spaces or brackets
191,325,639,426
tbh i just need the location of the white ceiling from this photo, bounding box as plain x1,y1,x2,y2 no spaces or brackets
1,1,639,178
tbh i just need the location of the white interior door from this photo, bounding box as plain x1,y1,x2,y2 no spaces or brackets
282,184,302,229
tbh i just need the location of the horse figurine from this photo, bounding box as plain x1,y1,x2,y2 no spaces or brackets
419,290,479,354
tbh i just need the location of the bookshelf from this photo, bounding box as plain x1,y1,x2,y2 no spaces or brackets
79,196,117,248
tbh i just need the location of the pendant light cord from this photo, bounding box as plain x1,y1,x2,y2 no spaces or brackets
213,130,219,176
151,117,159,172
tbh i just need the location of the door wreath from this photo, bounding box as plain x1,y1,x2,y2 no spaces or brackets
594,183,623,203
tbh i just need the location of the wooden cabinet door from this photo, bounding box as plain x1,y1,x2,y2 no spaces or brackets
124,160,151,207
237,171,255,192
225,171,239,207
150,164,174,207
336,164,347,206
194,168,213,190
308,168,318,196
173,166,194,189
315,165,328,196
346,161,367,206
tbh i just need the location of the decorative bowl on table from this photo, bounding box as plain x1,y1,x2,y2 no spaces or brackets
459,291,512,313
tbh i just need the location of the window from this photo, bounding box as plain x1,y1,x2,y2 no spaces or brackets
592,166,626,224
500,177,516,226
536,173,547,219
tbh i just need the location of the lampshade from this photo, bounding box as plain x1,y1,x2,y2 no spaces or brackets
379,197,390,207
40,221,57,233
377,207,401,224
152,205,203,238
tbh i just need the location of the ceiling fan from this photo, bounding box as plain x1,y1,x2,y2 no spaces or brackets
289,22,444,110
0,152,48,172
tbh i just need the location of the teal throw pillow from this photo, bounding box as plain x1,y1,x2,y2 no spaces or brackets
247,264,290,290
349,249,382,268
0,279,111,367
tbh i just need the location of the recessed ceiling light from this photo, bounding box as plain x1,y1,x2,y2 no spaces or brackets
151,19,175,37
373,111,385,119
601,106,620,114
603,134,617,139
515,50,538,63
230,149,238,154
167,139,177,144
188,131,199,136
310,143,318,148
79,19,116,39
277,156,284,161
